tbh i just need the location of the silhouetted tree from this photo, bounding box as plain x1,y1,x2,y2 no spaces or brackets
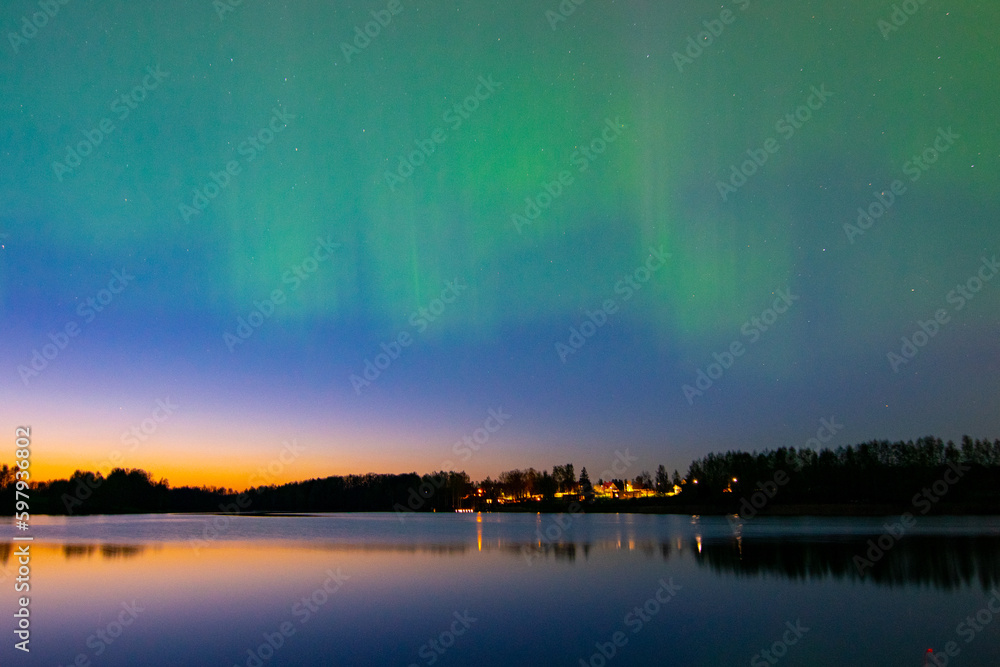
680,435,1000,508
537,471,558,499
579,467,593,500
655,465,669,492
553,464,576,493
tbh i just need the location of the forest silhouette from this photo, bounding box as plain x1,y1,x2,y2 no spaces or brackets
2,435,999,515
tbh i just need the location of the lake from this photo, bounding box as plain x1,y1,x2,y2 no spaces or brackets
2,513,999,666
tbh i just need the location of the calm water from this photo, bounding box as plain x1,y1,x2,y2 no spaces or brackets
2,513,999,666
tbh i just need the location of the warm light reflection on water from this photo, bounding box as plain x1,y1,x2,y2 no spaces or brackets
1,514,998,666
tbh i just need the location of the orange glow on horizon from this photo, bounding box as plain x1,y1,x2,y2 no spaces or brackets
29,448,464,491
29,456,424,491
27,430,451,490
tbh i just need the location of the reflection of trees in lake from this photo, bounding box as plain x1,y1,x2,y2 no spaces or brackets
0,542,148,563
313,543,471,556
61,544,147,560
514,540,673,564
64,544,96,559
5,531,996,592
100,544,145,559
58,542,468,559
497,534,1000,591
518,542,582,563
691,536,1000,590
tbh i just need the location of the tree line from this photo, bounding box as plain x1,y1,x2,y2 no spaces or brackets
682,435,1000,506
0,467,466,515
1,435,998,515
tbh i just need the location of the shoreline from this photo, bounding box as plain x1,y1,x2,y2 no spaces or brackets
10,502,1000,518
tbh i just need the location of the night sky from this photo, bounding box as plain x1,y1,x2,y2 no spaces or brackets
2,0,998,488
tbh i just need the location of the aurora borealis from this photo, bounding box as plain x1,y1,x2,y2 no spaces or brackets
2,0,998,488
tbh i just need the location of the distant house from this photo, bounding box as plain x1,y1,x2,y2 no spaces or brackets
621,481,657,499
595,482,620,499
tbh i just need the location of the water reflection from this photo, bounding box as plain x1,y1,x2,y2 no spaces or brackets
521,534,1000,590
691,535,1000,590
99,544,146,560
1,543,148,562
8,532,998,590
2,515,999,666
